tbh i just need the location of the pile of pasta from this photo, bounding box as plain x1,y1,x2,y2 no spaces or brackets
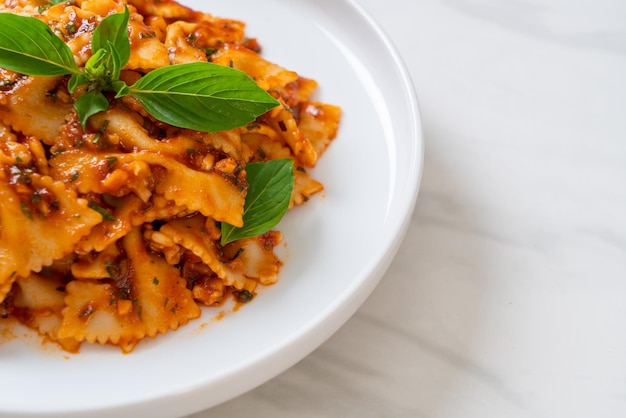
0,0,340,352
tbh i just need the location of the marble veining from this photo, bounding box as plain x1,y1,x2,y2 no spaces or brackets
446,0,626,54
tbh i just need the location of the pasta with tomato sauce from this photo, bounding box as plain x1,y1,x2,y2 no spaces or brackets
0,0,340,353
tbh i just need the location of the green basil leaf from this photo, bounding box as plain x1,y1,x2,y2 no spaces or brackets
107,40,123,81
221,159,294,246
91,6,130,71
84,48,109,80
74,90,109,128
0,14,79,76
48,0,66,5
112,80,130,97
84,43,122,88
68,73,90,94
129,62,279,132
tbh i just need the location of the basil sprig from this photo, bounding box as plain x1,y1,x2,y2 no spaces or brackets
221,159,294,246
0,8,295,243
0,8,279,131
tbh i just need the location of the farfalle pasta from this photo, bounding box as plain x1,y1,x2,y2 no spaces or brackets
0,0,340,352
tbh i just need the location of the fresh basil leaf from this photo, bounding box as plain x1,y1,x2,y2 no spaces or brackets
107,40,123,81
0,14,80,76
221,159,294,246
129,62,279,132
84,48,109,80
74,90,109,128
91,6,130,71
48,0,66,4
112,80,130,97
68,73,90,94
84,43,122,88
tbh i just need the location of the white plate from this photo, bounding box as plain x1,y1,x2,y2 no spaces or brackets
0,1,422,416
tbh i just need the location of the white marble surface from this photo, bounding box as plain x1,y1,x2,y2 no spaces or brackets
192,0,626,417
